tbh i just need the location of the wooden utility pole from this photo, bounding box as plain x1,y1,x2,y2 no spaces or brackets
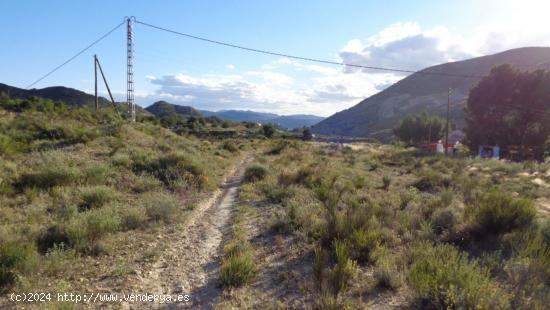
444,88,451,155
94,55,98,112
94,55,120,115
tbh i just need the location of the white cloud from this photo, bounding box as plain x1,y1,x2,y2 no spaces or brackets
339,22,472,74
140,17,550,116
246,70,294,85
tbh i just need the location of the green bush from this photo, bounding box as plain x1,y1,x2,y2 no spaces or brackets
219,251,256,287
17,159,80,190
121,206,148,230
0,242,38,288
37,225,70,253
79,186,116,210
143,193,179,223
540,219,550,247
327,240,357,300
374,250,402,290
244,164,267,183
222,140,239,153
431,207,460,235
382,175,391,190
469,189,535,236
83,164,109,185
65,208,121,254
348,229,381,263
132,152,209,190
0,134,23,155
413,169,451,192
407,242,508,309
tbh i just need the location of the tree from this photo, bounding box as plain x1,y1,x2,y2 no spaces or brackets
465,64,550,160
393,112,446,145
262,124,276,138
302,127,313,141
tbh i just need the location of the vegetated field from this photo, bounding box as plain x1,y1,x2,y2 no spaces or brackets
216,140,550,309
0,101,254,307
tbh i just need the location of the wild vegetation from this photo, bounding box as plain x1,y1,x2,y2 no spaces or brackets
216,140,550,309
3,83,550,309
0,96,246,300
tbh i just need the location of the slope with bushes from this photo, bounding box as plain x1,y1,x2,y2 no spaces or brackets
216,140,550,309
0,97,247,303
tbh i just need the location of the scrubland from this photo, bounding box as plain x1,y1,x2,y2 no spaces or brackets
0,99,249,307
217,141,550,309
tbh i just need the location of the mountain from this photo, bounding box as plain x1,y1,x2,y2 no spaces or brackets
0,83,150,115
272,114,325,129
199,110,324,129
199,110,279,122
0,83,112,107
145,101,201,117
145,103,324,129
312,47,550,141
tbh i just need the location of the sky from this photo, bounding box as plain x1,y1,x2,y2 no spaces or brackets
2,0,550,116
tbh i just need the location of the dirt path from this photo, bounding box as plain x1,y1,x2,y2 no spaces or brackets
124,157,250,309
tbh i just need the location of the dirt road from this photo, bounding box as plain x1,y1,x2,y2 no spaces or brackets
125,157,250,309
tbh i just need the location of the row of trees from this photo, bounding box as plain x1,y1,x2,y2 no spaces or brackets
393,112,446,145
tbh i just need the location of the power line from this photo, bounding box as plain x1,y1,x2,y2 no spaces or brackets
26,21,125,89
135,20,486,80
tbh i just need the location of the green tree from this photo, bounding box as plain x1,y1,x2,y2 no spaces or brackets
302,128,313,141
262,124,276,138
393,112,446,145
465,64,550,160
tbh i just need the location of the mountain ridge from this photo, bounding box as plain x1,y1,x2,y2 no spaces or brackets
312,47,550,141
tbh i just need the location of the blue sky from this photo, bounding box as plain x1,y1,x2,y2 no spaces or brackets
1,0,549,116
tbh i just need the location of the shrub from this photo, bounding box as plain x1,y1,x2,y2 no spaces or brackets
413,169,451,192
143,192,179,223
65,208,121,254
469,189,535,236
80,208,121,243
347,229,381,263
222,140,239,153
132,152,209,190
121,206,148,230
0,242,38,288
540,219,550,247
382,175,391,190
37,225,70,253
327,241,357,299
374,251,403,290
83,164,109,185
407,242,508,309
219,251,256,287
0,134,23,155
17,159,80,190
244,164,267,183
79,186,116,210
262,124,276,138
267,140,293,155
431,207,460,235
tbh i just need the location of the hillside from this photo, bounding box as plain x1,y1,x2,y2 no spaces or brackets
201,109,325,129
312,47,550,141
145,101,201,118
0,83,150,116
0,83,112,107
146,101,325,129
0,96,246,307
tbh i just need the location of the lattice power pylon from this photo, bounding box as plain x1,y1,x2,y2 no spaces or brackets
127,17,135,121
